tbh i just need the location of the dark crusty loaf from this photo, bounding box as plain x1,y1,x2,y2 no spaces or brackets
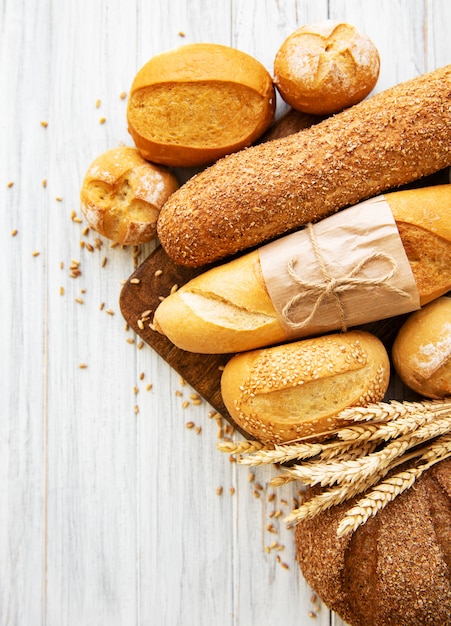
157,65,451,267
295,457,451,626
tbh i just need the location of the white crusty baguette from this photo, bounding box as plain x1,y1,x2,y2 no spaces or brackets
220,330,390,443
157,65,451,267
153,185,451,354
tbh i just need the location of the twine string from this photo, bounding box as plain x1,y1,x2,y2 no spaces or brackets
281,222,411,331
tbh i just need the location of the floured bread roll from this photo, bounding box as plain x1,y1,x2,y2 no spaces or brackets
274,20,380,114
80,146,179,245
392,296,451,398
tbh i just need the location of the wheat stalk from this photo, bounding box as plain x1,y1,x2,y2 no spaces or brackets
237,441,324,465
284,467,388,525
274,416,451,488
216,398,451,531
337,433,451,537
336,398,451,422
218,400,451,467
337,410,451,443
280,438,411,488
309,439,378,462
283,443,427,525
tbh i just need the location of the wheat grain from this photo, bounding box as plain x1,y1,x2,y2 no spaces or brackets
419,431,451,461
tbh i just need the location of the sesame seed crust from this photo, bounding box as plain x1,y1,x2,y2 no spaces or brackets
220,330,390,444
157,65,451,267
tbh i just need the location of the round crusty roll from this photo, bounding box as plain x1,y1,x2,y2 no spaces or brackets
80,146,179,245
274,20,380,115
295,457,451,626
392,296,451,399
126,43,275,168
220,330,390,444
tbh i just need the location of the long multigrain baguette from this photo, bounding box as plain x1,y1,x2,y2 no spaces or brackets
157,65,451,267
153,185,451,354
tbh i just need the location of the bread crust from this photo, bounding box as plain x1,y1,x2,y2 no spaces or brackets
157,65,451,266
220,330,390,443
295,458,451,626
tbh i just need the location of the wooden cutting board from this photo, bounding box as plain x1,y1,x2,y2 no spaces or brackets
119,244,412,429
119,245,237,424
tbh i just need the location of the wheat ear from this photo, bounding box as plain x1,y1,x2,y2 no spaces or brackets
337,433,451,537
337,410,451,443
336,398,451,422
276,416,451,488
284,468,388,525
216,440,266,455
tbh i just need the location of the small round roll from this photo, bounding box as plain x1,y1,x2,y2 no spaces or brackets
126,43,276,167
80,146,179,245
221,330,390,443
392,296,451,399
274,20,380,115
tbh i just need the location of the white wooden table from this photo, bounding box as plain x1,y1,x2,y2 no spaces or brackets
1,1,449,624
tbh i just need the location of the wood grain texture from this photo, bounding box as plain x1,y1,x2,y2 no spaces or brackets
0,1,449,625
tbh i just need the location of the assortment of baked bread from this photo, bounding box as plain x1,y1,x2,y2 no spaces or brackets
80,20,451,626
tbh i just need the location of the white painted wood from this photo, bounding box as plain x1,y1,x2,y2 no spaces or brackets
0,1,448,625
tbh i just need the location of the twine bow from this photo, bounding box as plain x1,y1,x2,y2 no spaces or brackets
281,222,412,331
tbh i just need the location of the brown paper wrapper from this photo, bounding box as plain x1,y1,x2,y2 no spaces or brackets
259,196,420,339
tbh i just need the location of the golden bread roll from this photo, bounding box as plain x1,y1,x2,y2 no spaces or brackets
153,185,451,354
126,43,275,168
392,296,451,398
295,457,451,626
274,20,380,114
157,65,451,267
220,331,390,443
80,146,179,245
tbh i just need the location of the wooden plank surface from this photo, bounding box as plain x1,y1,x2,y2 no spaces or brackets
0,1,450,625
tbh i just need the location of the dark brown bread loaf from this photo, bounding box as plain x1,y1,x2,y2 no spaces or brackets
157,65,451,267
295,458,451,626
